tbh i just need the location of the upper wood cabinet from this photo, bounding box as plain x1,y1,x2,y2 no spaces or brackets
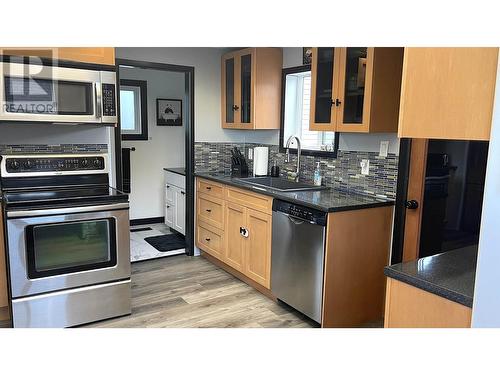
310,47,404,133
0,47,115,65
398,48,499,141
221,48,282,130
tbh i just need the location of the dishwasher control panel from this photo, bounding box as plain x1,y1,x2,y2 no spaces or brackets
272,200,327,226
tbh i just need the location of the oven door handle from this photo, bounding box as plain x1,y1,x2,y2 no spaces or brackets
7,203,129,218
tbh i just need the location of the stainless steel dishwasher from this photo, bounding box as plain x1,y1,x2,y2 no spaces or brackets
271,200,327,324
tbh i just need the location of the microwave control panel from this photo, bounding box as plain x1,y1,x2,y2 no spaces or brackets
102,83,116,117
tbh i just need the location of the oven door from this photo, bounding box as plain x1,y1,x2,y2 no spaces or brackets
0,62,103,123
6,203,130,298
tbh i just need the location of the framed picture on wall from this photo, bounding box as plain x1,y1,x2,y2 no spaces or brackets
156,98,183,126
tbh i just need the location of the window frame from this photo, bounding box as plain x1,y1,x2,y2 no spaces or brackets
119,79,149,141
279,65,339,158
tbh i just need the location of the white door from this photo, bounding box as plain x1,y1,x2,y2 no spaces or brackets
173,187,186,235
165,184,174,204
165,203,174,228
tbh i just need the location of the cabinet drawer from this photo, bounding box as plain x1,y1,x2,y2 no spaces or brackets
225,186,273,213
197,193,224,229
197,178,224,198
196,222,224,260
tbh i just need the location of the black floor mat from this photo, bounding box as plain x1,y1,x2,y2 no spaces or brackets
144,233,186,252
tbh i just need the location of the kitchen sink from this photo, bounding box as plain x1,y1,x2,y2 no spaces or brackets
235,176,328,192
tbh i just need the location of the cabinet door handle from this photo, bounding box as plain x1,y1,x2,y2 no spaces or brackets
206,209,212,213
166,185,170,188
205,238,211,242
181,191,185,195
206,187,212,191
232,105,239,111
240,227,249,238
335,98,342,107
167,205,170,208
405,200,419,210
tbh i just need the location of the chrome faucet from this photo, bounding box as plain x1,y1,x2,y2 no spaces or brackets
285,135,301,182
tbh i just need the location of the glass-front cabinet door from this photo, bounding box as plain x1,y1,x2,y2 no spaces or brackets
336,47,372,132
222,54,236,126
221,49,254,129
239,51,253,126
310,47,339,131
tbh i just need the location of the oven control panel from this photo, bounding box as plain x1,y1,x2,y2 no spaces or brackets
4,156,106,173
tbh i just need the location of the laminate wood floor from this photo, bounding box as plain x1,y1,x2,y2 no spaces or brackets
85,255,317,328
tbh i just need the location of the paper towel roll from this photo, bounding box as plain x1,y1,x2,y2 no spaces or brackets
253,147,269,176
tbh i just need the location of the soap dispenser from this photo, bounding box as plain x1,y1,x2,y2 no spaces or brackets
313,162,322,186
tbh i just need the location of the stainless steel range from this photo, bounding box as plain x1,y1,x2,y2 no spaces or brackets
0,154,131,328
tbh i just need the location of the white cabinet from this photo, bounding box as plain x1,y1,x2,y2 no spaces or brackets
164,170,186,235
173,187,186,234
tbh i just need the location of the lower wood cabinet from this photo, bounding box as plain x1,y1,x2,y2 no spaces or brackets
384,277,472,328
196,178,272,289
244,208,272,287
224,203,246,272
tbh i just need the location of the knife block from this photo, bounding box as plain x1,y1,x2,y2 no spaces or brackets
231,160,249,177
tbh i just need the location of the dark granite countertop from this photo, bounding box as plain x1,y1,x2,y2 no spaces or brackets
163,167,186,176
195,172,394,213
384,246,478,308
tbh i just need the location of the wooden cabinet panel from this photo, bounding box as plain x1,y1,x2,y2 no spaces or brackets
197,222,224,260
322,206,393,327
197,193,224,230
225,186,273,213
221,48,282,130
0,47,115,65
0,209,8,312
197,178,224,198
384,278,471,328
398,47,499,140
244,209,272,288
57,48,115,65
224,203,246,271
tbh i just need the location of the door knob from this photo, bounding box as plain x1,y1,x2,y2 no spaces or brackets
405,200,419,209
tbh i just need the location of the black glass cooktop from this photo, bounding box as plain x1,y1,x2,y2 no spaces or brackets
3,186,128,209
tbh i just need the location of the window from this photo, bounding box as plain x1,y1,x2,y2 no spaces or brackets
280,66,338,156
119,79,148,141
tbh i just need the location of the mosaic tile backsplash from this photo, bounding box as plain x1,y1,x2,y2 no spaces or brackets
195,142,398,199
0,144,108,155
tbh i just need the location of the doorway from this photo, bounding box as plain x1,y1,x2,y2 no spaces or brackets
391,138,489,263
113,58,195,259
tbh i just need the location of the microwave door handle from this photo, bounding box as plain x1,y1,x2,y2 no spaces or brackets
95,82,102,120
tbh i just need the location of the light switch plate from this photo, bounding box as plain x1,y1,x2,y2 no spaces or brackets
379,141,389,157
248,148,253,160
361,159,370,175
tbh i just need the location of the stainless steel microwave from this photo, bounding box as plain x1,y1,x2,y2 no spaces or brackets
0,60,117,125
